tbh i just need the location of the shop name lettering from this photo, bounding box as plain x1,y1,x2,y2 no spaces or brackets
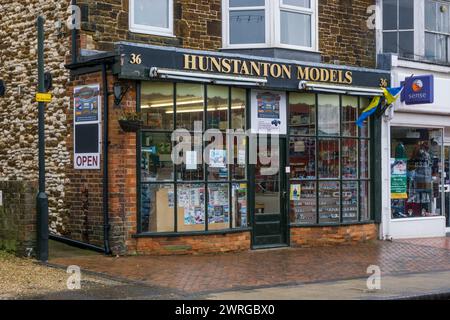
184,54,353,84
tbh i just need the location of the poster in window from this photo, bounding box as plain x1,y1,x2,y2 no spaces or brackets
251,90,287,134
391,158,408,199
209,149,227,168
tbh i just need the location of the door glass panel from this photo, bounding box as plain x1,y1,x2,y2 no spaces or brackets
255,137,280,215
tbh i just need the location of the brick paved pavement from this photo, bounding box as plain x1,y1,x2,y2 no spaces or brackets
49,238,450,295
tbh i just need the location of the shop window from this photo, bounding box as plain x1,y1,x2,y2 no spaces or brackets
139,83,248,234
289,94,371,225
390,127,443,219
425,0,450,63
129,0,173,37
223,0,317,50
381,0,414,58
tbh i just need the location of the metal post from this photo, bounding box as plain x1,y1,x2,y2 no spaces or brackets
36,16,49,262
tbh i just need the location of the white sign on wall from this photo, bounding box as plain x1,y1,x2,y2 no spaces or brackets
251,90,287,135
73,84,101,170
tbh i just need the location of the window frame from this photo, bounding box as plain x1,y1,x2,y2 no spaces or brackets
137,81,250,235
288,93,373,226
129,0,174,37
222,0,318,51
424,0,450,63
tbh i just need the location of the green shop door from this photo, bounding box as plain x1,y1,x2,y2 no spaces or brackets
252,136,288,248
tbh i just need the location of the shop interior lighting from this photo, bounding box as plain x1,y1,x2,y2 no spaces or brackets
150,67,267,86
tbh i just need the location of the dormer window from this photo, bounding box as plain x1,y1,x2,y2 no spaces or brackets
222,0,318,51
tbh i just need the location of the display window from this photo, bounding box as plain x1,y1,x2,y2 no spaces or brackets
289,94,372,225
390,127,443,219
139,82,248,233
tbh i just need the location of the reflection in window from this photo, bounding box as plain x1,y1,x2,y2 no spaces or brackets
141,184,174,232
176,83,204,131
230,10,265,44
141,132,173,182
318,94,339,136
289,93,315,135
231,88,246,130
207,86,228,130
390,127,443,219
280,11,311,47
141,82,174,130
342,96,358,137
342,139,358,179
289,137,315,179
425,0,450,63
318,139,339,179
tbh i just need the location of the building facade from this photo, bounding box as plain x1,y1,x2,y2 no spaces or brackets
377,0,450,239
1,0,393,255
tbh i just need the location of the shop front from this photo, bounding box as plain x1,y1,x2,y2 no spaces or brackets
69,43,390,254
380,55,450,239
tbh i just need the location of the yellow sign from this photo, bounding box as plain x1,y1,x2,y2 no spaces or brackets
36,93,52,102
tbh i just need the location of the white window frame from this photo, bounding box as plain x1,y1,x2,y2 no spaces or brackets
424,0,450,63
376,0,450,64
222,0,318,51
129,0,174,37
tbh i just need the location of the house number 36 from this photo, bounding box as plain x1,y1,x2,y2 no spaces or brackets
130,54,142,65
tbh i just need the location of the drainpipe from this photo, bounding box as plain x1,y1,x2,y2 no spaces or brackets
102,62,111,255
71,0,78,64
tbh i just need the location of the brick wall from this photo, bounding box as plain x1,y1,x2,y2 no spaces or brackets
132,231,251,255
76,0,376,68
66,70,137,254
290,223,378,247
319,0,376,68
0,181,37,256
77,0,222,52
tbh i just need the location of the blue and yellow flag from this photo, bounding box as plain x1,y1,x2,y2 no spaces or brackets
383,86,403,105
356,96,381,127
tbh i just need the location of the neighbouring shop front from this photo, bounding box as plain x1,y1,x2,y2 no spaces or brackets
69,43,390,254
380,55,450,239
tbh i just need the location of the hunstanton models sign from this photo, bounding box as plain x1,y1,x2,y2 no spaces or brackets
116,44,390,89
183,54,353,84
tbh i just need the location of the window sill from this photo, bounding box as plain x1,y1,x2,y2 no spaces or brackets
220,45,321,54
129,27,176,38
133,227,252,238
391,216,445,222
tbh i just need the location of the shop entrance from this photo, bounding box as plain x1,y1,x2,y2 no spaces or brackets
252,136,288,248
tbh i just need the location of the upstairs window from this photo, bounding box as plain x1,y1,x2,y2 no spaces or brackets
382,0,414,58
425,0,450,63
129,0,173,36
223,0,317,50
